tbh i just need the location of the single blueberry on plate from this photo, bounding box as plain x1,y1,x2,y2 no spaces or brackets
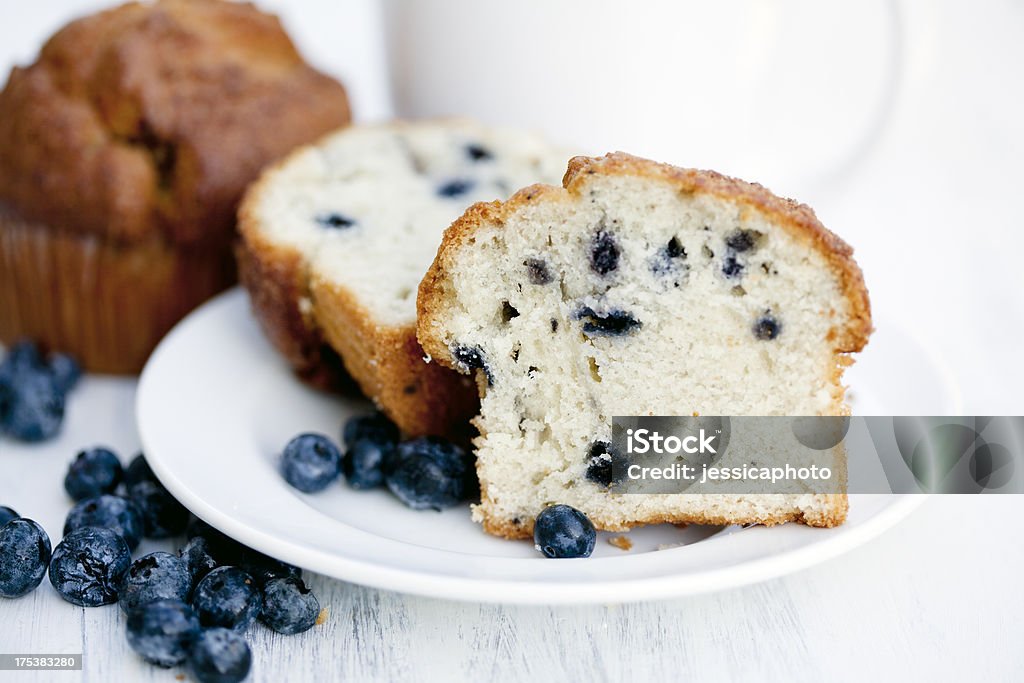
2,371,64,442
64,494,144,551
49,526,131,606
179,536,219,589
191,566,262,632
188,627,252,683
342,438,392,490
0,518,51,598
126,599,200,668
48,353,81,394
342,411,400,449
533,504,597,559
119,552,192,614
280,433,342,493
0,506,19,526
385,437,475,511
124,453,157,488
237,548,301,589
130,480,189,538
260,576,320,635
437,178,475,198
64,447,123,502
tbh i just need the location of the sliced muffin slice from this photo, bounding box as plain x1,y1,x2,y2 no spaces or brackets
238,120,566,436
417,152,872,538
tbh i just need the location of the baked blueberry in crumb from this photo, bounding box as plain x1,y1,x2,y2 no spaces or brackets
49,526,131,606
722,255,744,278
126,599,200,667
0,518,50,598
575,307,642,337
726,229,761,253
753,314,782,340
524,258,553,285
64,447,123,501
550,319,558,333
452,345,493,385
534,505,596,559
665,236,686,258
315,212,356,229
437,179,475,198
189,627,251,683
590,230,620,275
465,143,493,162
651,236,688,277
585,441,623,487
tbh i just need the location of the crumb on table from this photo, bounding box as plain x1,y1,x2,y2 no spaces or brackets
316,607,330,626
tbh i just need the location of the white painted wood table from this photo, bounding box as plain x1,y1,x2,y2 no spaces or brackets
1,378,1022,683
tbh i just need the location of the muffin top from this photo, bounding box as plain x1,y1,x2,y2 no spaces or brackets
0,0,350,248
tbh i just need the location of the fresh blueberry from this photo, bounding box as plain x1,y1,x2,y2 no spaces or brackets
524,257,553,285
451,344,493,385
2,371,64,442
437,179,475,198
342,438,392,490
280,434,342,493
124,453,157,488
0,377,12,430
48,353,81,394
385,437,475,511
0,518,51,598
237,548,301,589
260,576,320,635
465,143,493,162
585,441,623,488
342,412,400,449
533,504,597,559
188,627,252,683
130,480,189,538
64,447,123,502
315,212,356,229
48,526,131,606
119,552,192,614
186,518,246,566
191,567,262,632
179,536,219,589
64,494,144,551
0,506,18,525
575,307,642,337
126,599,200,667
1,340,41,375
590,230,620,275
753,314,781,341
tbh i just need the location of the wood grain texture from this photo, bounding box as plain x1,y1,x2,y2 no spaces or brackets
1,379,1021,683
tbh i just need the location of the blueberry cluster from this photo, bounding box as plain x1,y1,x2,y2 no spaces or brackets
2,449,326,683
280,411,477,512
0,340,80,442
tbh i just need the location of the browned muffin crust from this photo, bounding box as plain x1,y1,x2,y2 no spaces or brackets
0,0,351,371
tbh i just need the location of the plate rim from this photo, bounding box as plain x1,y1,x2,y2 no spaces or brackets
137,288,946,604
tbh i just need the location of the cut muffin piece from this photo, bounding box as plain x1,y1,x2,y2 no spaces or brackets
417,152,872,539
238,121,566,436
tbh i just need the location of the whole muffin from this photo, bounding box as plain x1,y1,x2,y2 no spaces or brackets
0,0,350,373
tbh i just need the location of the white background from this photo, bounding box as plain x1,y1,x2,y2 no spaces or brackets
1,1,1022,681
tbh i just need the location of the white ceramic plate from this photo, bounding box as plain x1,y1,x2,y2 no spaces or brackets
137,289,961,604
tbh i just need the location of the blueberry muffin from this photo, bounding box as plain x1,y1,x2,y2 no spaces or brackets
237,120,566,436
417,152,872,538
0,0,350,372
